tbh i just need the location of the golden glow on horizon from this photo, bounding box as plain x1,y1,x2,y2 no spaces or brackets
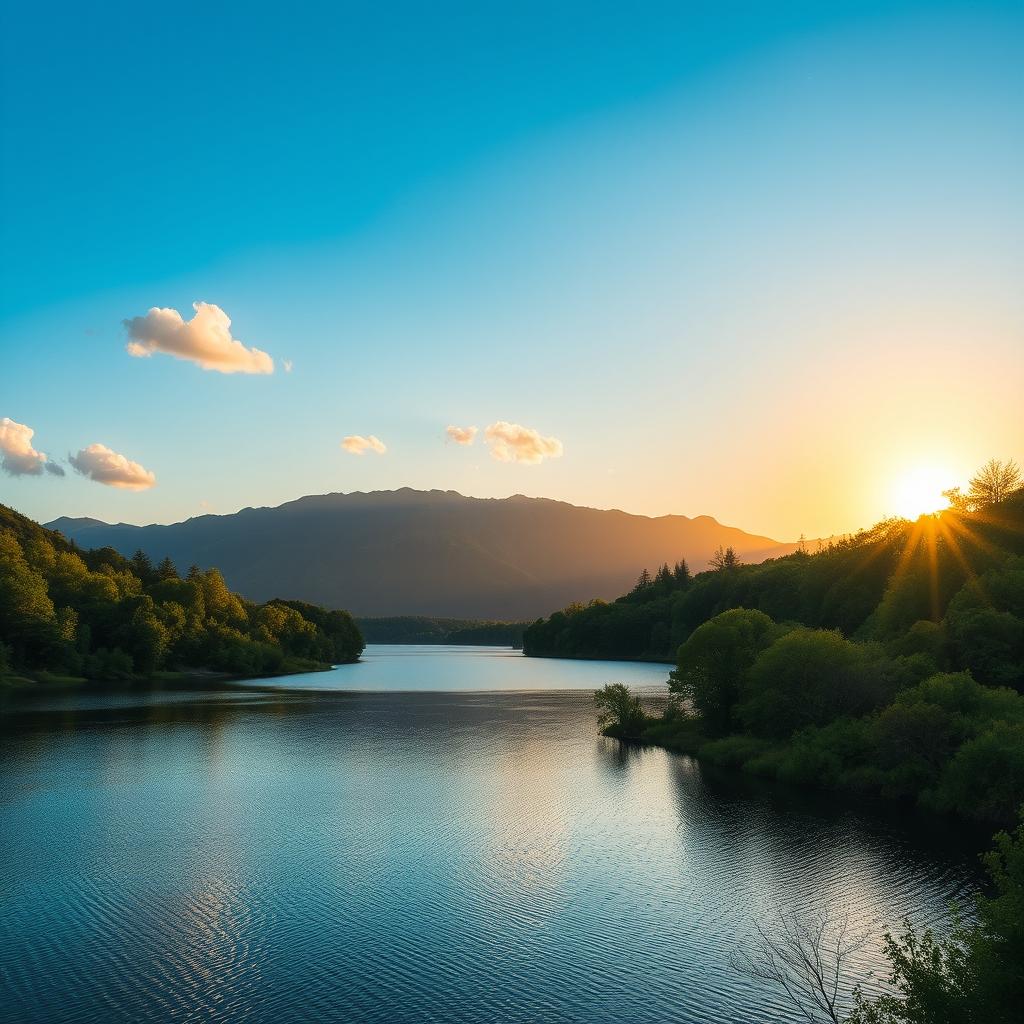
889,463,953,520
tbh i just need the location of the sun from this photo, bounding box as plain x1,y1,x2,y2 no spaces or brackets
890,463,952,520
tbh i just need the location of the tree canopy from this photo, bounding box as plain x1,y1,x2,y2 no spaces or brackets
0,504,363,683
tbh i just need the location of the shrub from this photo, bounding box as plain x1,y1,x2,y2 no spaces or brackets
930,723,1024,823
740,629,896,739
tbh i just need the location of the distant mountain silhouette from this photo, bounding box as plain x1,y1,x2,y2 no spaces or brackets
48,489,807,619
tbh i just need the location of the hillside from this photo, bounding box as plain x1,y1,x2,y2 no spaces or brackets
571,485,1024,825
47,489,805,620
0,504,363,683
525,492,1024,668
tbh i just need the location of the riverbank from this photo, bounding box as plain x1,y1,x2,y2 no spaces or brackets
602,688,1023,829
0,659,339,693
527,651,674,665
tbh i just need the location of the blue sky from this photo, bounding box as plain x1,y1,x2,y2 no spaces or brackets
2,1,1022,539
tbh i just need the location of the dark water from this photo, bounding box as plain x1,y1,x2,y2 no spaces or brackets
0,647,984,1024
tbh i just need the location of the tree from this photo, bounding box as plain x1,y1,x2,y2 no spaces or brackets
157,556,179,581
710,545,741,571
739,628,894,739
594,683,647,738
967,458,1021,509
0,529,55,664
654,563,673,593
633,568,652,592
673,559,691,585
670,608,777,735
129,549,155,584
730,907,870,1024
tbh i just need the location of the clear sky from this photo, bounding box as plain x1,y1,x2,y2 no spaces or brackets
2,1,1021,541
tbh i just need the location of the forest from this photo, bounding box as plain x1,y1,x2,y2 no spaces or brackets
533,460,1024,826
0,504,364,684
357,615,526,646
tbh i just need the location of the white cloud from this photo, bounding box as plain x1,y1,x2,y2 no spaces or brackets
124,302,274,374
446,424,478,445
341,435,387,455
0,417,53,476
484,421,564,465
69,444,156,490
283,359,293,373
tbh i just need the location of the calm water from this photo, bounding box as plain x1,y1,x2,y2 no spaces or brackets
1,646,984,1024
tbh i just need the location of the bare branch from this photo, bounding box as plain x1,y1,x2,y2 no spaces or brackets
729,907,872,1024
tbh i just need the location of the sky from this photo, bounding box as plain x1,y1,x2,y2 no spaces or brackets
1,0,1022,541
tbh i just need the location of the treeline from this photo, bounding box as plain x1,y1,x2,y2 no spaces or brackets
0,504,364,683
526,466,1024,673
586,462,1024,825
357,615,526,647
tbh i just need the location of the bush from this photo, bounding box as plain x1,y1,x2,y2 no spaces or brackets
740,628,897,739
774,717,872,789
594,683,648,738
698,734,773,769
870,702,970,799
930,723,1024,823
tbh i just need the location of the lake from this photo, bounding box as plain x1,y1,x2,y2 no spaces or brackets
0,645,984,1023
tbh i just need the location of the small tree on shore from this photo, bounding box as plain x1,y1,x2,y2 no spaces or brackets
594,683,647,737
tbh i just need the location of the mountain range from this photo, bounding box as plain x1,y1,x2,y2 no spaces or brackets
47,489,806,620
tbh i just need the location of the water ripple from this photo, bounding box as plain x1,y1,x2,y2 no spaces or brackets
0,659,985,1024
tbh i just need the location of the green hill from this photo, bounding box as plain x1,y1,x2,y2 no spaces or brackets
525,491,1024,677
554,476,1024,825
0,504,363,685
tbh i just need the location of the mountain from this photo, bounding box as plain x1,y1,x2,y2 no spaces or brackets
47,489,807,620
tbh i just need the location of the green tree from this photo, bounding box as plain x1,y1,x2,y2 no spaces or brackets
129,549,155,584
156,556,180,581
739,628,893,739
0,529,55,664
670,608,777,735
594,683,647,737
850,816,1024,1023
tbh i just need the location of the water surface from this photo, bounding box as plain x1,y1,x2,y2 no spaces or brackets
0,646,983,1024
272,643,673,691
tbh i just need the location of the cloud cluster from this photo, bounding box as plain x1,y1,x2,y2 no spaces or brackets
341,435,387,456
69,444,157,490
124,302,274,375
484,421,563,464
0,417,61,476
445,424,478,445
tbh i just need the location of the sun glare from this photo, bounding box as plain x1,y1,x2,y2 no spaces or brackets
890,464,952,520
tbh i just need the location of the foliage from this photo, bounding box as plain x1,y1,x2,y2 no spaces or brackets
944,458,1022,513
594,683,648,738
848,816,1024,1023
0,504,364,682
526,484,1024,670
556,468,1024,824
739,629,900,739
669,608,778,735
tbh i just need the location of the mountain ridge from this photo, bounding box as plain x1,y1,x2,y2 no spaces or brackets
47,488,807,619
